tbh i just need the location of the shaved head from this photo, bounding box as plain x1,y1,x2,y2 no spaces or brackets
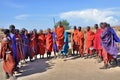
87,26,90,31
78,26,82,31
94,24,98,30
74,26,77,30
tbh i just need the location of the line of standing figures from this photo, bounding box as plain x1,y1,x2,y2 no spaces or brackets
0,22,120,80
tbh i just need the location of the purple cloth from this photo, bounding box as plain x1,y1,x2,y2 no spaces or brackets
52,32,58,52
101,27,118,58
10,33,18,64
110,27,120,43
21,34,30,59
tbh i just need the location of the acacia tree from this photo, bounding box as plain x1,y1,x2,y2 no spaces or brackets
55,20,71,30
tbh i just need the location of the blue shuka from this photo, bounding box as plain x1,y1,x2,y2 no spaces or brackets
61,31,69,55
10,33,18,64
110,27,120,43
52,32,58,52
101,27,119,58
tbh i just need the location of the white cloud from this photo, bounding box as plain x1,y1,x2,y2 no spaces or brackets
15,14,29,20
60,8,120,26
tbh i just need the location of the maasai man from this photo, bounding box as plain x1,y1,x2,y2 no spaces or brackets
52,28,58,59
61,31,69,57
38,29,46,59
29,30,35,59
0,29,15,80
46,28,53,59
94,24,99,52
108,24,120,64
9,25,19,72
21,29,31,62
85,26,95,58
27,30,33,61
15,29,23,62
77,27,84,57
72,26,79,55
94,24,103,62
55,22,64,56
21,28,26,60
100,23,119,69
30,29,38,59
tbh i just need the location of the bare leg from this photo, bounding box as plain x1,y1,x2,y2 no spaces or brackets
114,58,118,66
54,51,57,59
58,50,61,58
42,55,44,59
40,55,41,59
9,73,16,80
5,72,9,79
72,49,75,56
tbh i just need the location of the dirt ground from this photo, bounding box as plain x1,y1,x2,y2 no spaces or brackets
0,56,120,80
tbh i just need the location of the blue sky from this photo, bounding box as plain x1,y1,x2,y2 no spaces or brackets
0,0,120,30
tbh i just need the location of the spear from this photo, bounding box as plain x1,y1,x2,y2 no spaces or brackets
53,17,56,28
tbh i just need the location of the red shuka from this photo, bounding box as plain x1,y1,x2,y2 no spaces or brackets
94,28,103,50
73,29,79,50
30,33,38,58
55,26,64,50
38,34,46,55
0,36,15,74
15,34,22,61
78,31,84,55
46,32,53,52
86,30,95,49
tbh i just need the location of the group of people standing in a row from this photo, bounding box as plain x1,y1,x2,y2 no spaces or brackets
0,22,120,80
0,22,69,80
72,22,120,69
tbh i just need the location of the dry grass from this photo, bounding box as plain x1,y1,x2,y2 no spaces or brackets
113,26,120,37
0,28,4,42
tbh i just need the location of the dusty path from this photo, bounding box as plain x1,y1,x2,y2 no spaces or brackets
0,56,120,80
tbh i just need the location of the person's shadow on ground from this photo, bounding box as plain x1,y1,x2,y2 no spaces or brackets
16,58,55,78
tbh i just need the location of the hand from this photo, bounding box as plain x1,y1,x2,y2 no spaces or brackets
6,51,11,54
16,38,19,40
